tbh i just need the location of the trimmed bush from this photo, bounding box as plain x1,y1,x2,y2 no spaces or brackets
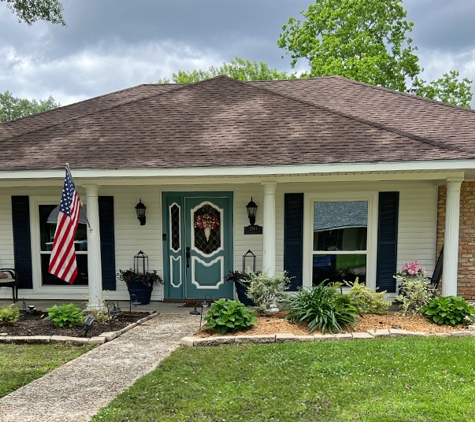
203,299,257,334
245,271,292,315
0,304,20,324
284,283,360,334
347,278,391,315
396,278,435,315
420,296,475,327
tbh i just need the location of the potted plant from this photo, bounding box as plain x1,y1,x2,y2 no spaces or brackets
224,271,254,306
119,268,163,305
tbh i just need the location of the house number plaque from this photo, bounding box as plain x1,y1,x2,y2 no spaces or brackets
244,225,263,235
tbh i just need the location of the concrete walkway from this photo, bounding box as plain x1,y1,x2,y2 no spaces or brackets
0,303,201,422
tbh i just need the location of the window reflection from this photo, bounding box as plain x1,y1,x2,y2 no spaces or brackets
313,201,368,286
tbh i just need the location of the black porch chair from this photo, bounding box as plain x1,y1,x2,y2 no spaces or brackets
429,246,444,290
0,268,19,303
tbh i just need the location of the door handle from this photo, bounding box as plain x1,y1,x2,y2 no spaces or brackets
186,247,191,268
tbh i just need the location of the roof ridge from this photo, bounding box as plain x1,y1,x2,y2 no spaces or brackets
231,77,470,154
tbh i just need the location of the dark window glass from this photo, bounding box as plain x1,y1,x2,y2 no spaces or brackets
194,204,221,254
39,204,88,285
313,254,366,285
171,204,180,252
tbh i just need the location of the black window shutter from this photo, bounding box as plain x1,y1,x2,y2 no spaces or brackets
11,196,33,289
99,196,116,291
376,192,399,293
284,193,304,291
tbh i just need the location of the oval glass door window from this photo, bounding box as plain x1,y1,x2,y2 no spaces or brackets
194,204,221,254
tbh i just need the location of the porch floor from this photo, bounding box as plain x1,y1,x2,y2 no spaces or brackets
0,299,194,315
0,299,401,313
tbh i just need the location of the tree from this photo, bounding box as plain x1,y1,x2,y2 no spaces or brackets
3,0,65,25
0,91,59,122
157,57,293,84
278,0,472,107
413,71,473,108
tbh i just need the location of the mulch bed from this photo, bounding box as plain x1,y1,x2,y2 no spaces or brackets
195,311,471,337
0,311,151,338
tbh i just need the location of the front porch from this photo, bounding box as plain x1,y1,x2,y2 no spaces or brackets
0,299,198,316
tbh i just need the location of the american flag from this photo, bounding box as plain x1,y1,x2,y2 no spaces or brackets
48,170,82,284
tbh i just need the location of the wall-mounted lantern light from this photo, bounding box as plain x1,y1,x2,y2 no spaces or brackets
244,198,262,235
246,197,258,226
135,199,147,226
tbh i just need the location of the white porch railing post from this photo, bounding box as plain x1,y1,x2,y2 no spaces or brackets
443,179,462,297
262,182,277,276
83,185,103,309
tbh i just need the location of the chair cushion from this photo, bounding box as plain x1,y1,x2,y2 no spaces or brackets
0,271,8,279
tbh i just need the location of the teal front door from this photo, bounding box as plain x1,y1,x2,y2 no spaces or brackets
163,192,233,300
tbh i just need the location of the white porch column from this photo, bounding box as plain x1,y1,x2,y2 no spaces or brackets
83,185,103,309
262,182,277,276
443,179,462,297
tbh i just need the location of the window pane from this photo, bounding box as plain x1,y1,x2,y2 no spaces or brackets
313,201,367,251
39,204,88,285
194,204,221,254
313,254,366,285
41,254,88,285
40,205,88,251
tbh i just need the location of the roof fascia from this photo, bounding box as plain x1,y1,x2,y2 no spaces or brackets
0,160,470,183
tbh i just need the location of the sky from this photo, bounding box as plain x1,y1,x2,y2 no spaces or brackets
1,0,475,106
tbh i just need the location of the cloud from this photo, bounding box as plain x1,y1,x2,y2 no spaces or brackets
0,0,474,107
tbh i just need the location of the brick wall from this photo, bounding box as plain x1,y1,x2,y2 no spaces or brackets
437,182,475,300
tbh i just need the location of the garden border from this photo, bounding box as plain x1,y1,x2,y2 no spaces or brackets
181,327,475,347
0,311,159,345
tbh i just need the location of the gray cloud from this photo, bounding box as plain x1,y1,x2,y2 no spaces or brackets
0,0,474,106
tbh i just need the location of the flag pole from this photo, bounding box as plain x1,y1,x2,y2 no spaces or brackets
65,163,93,232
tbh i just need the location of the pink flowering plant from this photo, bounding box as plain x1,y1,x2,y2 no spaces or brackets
194,206,220,229
400,260,426,278
394,260,434,314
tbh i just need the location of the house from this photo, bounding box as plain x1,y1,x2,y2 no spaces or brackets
1,75,474,307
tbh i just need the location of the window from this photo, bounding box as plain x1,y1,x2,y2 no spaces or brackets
313,201,368,285
39,204,88,285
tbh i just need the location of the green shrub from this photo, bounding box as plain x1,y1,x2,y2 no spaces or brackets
346,278,391,315
203,299,257,334
396,277,435,315
420,296,475,327
284,283,360,334
84,308,111,325
245,271,292,315
45,303,84,328
0,304,20,324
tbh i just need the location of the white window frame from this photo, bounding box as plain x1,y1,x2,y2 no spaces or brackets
303,191,378,290
30,196,88,297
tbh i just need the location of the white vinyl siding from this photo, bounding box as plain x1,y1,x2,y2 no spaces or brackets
0,194,14,268
0,179,439,300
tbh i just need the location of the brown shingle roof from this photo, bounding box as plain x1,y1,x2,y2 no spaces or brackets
0,76,474,171
251,77,475,153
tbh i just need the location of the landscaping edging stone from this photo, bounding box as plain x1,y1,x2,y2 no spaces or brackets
181,329,475,347
0,311,159,345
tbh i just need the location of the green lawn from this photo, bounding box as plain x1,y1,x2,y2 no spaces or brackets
93,337,475,422
0,343,95,398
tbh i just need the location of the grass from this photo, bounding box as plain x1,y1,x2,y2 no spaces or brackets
92,336,475,422
0,343,95,398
